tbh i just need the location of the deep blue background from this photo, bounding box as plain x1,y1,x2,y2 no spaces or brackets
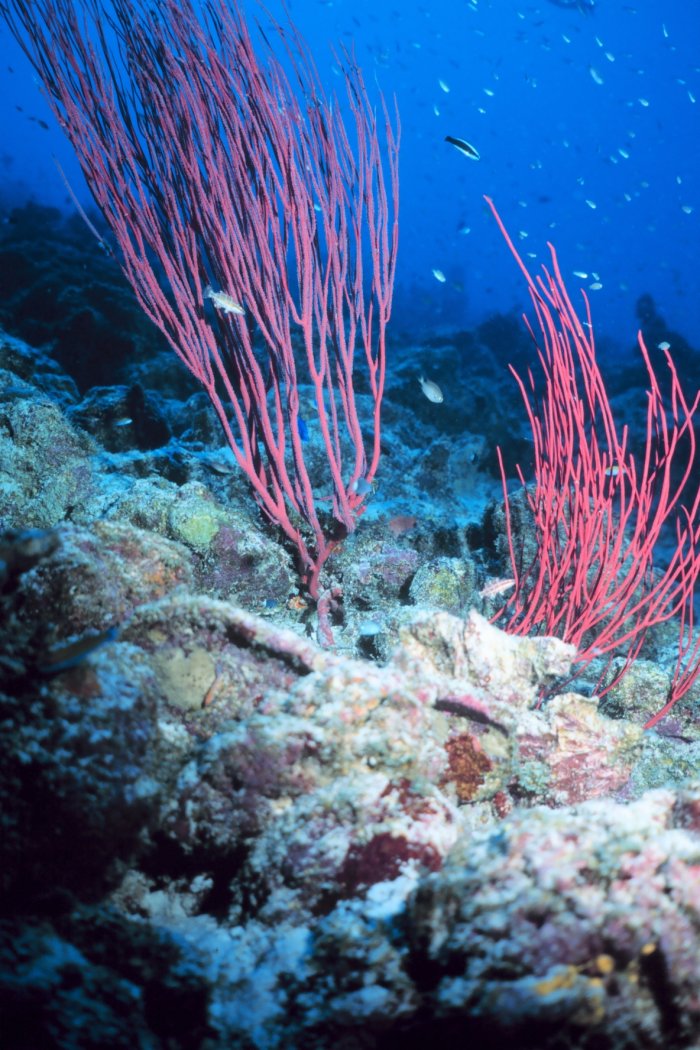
1,0,698,349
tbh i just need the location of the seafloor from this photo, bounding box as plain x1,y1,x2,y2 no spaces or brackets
2,202,700,1048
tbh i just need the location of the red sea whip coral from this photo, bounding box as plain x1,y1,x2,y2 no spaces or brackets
2,0,399,605
487,197,700,728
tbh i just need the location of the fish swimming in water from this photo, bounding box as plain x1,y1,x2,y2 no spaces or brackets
419,376,444,403
478,577,516,599
351,476,373,497
445,135,480,161
204,285,245,315
546,0,595,12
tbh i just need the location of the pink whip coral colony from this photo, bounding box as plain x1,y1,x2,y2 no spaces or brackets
2,0,399,605
486,197,700,729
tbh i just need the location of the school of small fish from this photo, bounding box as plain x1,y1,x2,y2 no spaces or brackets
358,0,698,327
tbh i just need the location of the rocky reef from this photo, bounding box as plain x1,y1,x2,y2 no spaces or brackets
2,228,700,1047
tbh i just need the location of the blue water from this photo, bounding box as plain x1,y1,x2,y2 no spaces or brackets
1,0,698,348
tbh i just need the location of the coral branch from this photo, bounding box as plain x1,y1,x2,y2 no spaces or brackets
486,196,700,726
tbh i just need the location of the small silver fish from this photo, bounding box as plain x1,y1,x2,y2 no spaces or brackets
351,477,373,496
445,135,480,161
419,376,444,403
478,577,516,599
204,285,245,315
